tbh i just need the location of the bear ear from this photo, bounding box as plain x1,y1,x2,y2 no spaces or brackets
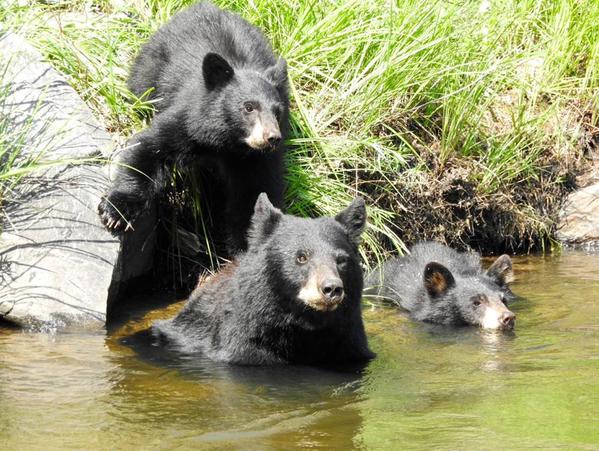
203,53,234,90
248,193,283,245
264,58,288,89
486,254,514,286
424,262,456,298
335,197,367,247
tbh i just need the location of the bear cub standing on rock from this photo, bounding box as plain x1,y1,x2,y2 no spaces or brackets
153,194,375,366
98,1,289,255
366,242,516,330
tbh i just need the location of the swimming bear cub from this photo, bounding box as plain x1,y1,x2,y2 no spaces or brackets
153,194,375,366
98,1,289,255
366,242,516,330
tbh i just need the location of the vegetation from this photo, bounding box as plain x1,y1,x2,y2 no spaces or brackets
0,69,44,210
1,0,597,264
0,61,99,226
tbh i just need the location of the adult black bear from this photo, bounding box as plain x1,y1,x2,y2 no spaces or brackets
153,194,375,366
98,1,289,255
366,242,516,330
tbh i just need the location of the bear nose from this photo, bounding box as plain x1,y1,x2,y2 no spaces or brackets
264,130,281,148
500,311,516,329
320,278,344,303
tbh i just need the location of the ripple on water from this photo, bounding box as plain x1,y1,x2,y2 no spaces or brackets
1,250,599,449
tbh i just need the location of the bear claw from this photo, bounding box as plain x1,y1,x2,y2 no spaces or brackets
98,195,140,234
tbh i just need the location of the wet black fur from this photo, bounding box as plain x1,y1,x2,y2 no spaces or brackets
98,1,289,255
366,242,514,327
153,195,374,366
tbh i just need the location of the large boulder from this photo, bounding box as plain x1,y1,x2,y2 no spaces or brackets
556,180,599,247
0,32,155,329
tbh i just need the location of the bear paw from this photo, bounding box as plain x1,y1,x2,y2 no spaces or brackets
98,191,146,233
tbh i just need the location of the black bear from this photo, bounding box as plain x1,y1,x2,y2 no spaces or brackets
153,194,375,366
98,1,289,255
366,242,516,330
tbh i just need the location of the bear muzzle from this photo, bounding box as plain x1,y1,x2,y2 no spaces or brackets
298,269,345,312
320,277,344,304
481,302,516,330
245,116,281,151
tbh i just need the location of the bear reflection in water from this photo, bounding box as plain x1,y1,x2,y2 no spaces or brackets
152,194,375,367
118,326,367,447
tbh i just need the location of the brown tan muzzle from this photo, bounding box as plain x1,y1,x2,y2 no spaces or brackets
244,115,281,150
481,296,516,330
298,266,344,312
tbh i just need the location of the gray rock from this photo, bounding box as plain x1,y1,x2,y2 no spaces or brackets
1,166,117,328
0,32,155,329
556,183,599,247
0,33,112,163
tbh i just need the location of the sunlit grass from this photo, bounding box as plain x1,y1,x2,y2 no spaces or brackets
1,0,597,260
0,75,42,209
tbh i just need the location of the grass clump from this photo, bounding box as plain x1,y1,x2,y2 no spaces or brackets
2,0,597,263
0,65,43,213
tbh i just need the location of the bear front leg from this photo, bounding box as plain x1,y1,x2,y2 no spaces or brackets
224,153,285,255
98,136,159,233
99,110,184,233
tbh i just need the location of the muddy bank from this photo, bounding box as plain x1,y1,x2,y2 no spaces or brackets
361,102,598,255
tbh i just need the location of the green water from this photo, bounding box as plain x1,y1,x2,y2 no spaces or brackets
1,251,598,450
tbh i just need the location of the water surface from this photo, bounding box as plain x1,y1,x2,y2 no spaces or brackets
1,251,598,449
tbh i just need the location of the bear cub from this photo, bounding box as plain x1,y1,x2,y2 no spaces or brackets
366,242,516,330
153,194,375,366
98,1,289,255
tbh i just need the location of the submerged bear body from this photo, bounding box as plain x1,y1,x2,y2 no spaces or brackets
367,242,516,330
154,194,374,366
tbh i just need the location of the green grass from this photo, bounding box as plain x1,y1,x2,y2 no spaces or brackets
0,65,43,209
2,0,598,262
0,57,102,224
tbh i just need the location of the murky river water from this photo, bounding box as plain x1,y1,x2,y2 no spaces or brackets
1,250,599,449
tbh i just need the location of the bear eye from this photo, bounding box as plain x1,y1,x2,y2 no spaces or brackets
473,298,481,307
500,293,508,306
296,251,309,265
336,255,348,266
244,102,254,113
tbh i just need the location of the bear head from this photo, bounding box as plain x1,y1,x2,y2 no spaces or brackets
422,255,516,330
248,193,366,319
197,52,289,151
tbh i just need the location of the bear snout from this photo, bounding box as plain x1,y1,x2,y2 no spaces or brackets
500,311,516,329
319,278,344,304
245,116,281,150
297,267,345,312
481,303,516,330
264,128,281,149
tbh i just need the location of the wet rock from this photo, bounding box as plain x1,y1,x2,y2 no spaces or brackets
0,32,155,329
556,182,599,247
